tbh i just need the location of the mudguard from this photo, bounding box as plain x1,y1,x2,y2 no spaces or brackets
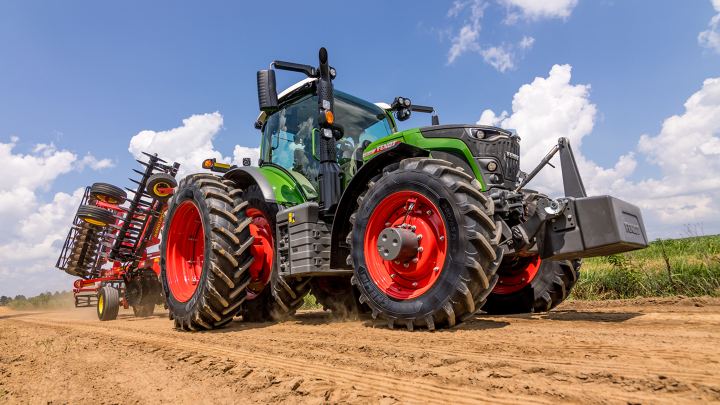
329,142,430,269
223,167,277,203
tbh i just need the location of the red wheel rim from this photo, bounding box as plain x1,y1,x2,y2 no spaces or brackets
364,191,447,300
166,201,204,302
493,255,541,294
317,276,353,296
245,208,273,299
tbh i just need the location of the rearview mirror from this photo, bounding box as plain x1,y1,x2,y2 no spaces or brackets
257,70,278,112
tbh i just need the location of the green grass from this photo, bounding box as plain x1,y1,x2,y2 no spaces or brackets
570,228,720,301
4,293,74,311
300,293,322,310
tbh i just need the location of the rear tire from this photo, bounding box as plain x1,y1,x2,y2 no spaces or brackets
348,158,503,330
97,286,119,321
483,258,582,314
160,174,253,331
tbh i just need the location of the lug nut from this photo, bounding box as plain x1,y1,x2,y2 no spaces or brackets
391,274,396,278
412,282,418,287
412,257,419,263
394,260,400,264
404,262,409,268
417,234,423,241
410,225,416,231
439,236,445,241
385,222,391,226
433,267,440,272
427,210,432,215
418,247,423,253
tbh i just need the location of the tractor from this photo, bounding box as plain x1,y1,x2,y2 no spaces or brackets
159,48,649,331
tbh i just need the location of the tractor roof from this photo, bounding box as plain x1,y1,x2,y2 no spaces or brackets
257,78,392,123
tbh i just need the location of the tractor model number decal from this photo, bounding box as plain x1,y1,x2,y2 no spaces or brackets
363,140,401,159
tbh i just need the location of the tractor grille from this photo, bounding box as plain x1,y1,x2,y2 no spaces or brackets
470,137,521,182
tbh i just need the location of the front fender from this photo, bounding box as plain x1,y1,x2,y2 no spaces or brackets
329,142,430,269
223,167,277,203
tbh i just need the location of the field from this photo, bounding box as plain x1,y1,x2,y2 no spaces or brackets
1,233,718,404
1,297,720,405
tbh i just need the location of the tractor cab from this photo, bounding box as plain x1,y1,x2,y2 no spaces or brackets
257,79,396,195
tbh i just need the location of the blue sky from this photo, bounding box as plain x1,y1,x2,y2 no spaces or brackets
1,0,719,297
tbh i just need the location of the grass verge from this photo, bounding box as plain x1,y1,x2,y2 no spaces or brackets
570,229,720,300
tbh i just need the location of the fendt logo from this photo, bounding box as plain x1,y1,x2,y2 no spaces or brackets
624,222,642,235
363,140,401,158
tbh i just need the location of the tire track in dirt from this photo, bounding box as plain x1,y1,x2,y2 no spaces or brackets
7,300,720,405
13,317,548,405
195,321,720,386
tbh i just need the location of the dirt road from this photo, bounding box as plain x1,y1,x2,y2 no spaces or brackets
1,296,719,404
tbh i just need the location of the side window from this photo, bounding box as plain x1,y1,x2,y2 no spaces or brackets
262,95,320,193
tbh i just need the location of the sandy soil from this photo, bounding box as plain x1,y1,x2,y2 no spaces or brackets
1,296,719,404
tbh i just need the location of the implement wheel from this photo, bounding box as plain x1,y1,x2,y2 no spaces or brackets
97,286,119,321
90,183,127,205
239,185,311,322
77,205,116,227
133,303,155,317
160,174,253,330
147,173,177,202
483,257,582,314
348,158,503,331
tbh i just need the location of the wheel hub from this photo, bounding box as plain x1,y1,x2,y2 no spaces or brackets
245,208,273,299
165,201,204,303
377,227,419,262
364,191,447,300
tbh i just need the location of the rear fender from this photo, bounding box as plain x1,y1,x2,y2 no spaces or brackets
329,142,430,269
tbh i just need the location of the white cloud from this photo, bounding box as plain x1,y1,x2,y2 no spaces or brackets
500,0,578,24
0,139,111,297
444,1,540,69
448,25,481,64
518,36,535,49
698,0,720,53
128,112,260,180
477,65,720,237
481,44,516,72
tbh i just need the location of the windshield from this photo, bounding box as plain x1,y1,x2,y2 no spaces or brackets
261,89,394,197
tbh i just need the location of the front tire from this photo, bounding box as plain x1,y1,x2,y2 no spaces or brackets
160,174,254,331
348,158,503,330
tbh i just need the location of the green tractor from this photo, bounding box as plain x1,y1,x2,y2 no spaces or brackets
159,48,649,331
